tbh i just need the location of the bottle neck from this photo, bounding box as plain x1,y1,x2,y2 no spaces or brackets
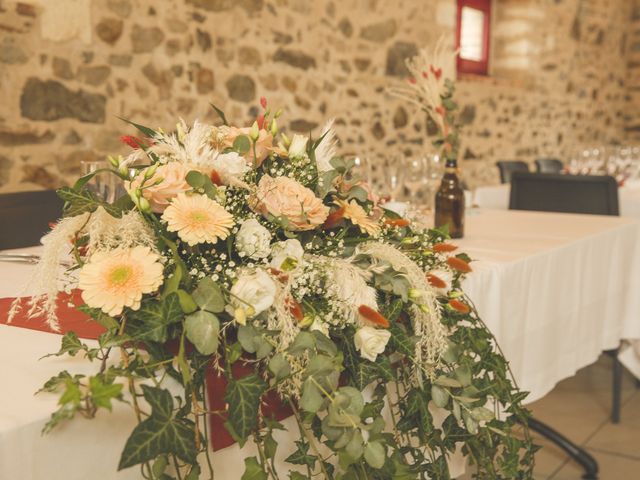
444,159,458,175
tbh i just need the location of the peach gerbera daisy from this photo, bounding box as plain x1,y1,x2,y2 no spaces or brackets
162,193,234,246
78,246,164,316
337,199,381,236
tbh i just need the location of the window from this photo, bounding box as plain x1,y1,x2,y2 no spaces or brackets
456,0,491,75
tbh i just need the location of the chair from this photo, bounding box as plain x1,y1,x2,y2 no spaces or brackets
535,158,564,174
0,190,63,249
509,172,618,216
496,160,529,184
510,172,622,425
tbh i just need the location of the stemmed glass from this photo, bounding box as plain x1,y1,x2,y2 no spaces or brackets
380,155,405,202
403,157,427,205
80,160,121,203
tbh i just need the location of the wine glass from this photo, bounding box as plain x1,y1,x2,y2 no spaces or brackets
81,160,120,203
403,157,427,205
381,155,405,202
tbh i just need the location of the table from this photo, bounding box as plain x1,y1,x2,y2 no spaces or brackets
457,209,640,402
3,209,640,479
473,180,640,219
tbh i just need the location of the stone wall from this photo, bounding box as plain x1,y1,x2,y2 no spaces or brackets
0,0,635,192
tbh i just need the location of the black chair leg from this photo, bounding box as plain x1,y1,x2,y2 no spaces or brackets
528,417,598,479
611,352,622,424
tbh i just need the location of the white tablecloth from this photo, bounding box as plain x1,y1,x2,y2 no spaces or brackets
459,209,640,401
474,180,640,218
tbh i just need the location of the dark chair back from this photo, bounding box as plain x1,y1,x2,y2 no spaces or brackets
535,158,564,174
496,161,529,184
509,173,619,216
0,190,63,249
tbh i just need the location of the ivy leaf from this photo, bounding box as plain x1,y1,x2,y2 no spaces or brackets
41,332,88,359
38,371,84,394
129,293,182,343
285,440,317,469
89,376,123,410
77,305,119,330
118,386,197,470
185,310,220,355
289,473,308,480
224,374,266,446
118,415,196,470
241,457,267,480
192,277,225,313
388,323,415,357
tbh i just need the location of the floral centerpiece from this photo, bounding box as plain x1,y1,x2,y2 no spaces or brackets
11,96,535,479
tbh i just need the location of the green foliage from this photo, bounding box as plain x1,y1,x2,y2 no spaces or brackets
118,386,197,470
223,374,267,447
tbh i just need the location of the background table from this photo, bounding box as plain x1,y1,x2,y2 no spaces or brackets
473,180,640,219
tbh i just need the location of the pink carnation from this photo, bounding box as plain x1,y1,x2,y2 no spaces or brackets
252,175,329,231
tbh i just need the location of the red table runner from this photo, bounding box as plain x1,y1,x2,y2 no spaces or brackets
0,292,291,451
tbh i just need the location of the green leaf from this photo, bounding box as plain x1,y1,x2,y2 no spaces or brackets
141,385,174,419
52,332,86,357
77,305,119,330
118,415,197,470
210,103,229,126
434,376,462,388
287,331,315,355
224,374,267,446
177,289,198,314
192,277,225,313
388,323,414,357
462,410,479,435
59,378,82,406
151,455,168,478
89,376,123,410
38,371,83,394
285,440,316,469
118,117,159,139
455,365,472,387
185,464,201,480
347,185,369,203
364,441,386,469
470,406,494,422
185,310,220,355
431,385,449,408
233,135,251,154
241,457,267,480
186,170,206,189
268,353,291,381
129,293,182,343
300,378,324,413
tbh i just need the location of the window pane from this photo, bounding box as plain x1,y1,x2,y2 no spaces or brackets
460,6,485,61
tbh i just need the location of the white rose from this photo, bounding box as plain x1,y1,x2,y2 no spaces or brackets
235,218,271,259
354,326,391,362
229,269,277,319
270,239,304,270
212,151,251,182
288,134,308,159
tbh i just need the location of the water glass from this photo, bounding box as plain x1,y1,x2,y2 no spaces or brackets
80,160,120,203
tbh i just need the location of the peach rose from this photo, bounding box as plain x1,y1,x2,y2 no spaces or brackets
129,162,203,213
224,127,274,166
252,175,329,231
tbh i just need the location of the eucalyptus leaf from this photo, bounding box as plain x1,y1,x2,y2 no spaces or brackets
192,277,225,313
185,310,220,355
364,441,386,469
431,385,449,408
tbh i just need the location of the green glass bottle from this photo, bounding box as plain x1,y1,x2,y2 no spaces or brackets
435,158,465,238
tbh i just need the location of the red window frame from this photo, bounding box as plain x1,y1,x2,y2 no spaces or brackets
456,0,491,75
